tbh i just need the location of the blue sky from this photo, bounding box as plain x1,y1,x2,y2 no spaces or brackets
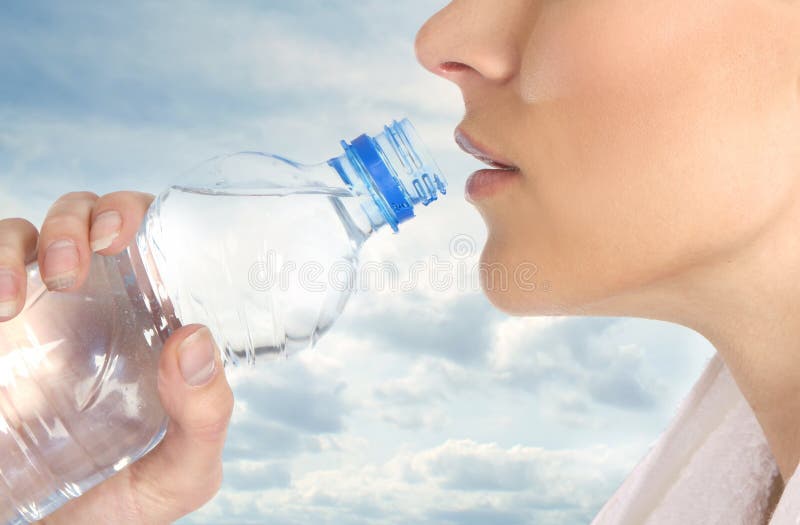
0,2,716,524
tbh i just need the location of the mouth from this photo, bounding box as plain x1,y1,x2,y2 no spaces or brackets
455,128,521,202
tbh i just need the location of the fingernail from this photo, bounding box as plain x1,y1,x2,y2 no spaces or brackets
90,210,122,252
43,239,79,290
0,270,18,319
178,327,217,387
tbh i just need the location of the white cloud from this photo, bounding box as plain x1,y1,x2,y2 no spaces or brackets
488,316,706,413
223,460,292,492
184,437,643,525
369,356,477,430
338,291,505,365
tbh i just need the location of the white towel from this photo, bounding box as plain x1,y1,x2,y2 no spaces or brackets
591,352,800,524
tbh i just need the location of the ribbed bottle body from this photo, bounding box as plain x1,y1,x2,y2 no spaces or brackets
141,180,371,366
0,248,168,524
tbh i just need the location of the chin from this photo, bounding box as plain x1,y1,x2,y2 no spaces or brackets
480,283,578,317
480,285,536,316
477,244,573,317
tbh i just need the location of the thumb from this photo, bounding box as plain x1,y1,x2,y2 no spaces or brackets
129,324,234,523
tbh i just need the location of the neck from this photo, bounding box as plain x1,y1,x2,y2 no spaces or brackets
675,203,800,483
703,305,800,484
694,278,800,483
587,198,800,484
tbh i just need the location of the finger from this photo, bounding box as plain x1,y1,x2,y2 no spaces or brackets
128,324,234,523
37,191,99,291
89,191,154,255
0,218,39,320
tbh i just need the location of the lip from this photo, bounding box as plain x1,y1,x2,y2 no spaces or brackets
455,128,521,202
454,128,518,170
465,168,522,202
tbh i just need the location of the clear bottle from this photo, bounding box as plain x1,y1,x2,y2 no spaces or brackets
0,119,446,524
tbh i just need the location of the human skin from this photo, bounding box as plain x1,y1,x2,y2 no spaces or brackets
416,0,800,489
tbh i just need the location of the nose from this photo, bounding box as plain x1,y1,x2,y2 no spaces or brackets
415,1,526,87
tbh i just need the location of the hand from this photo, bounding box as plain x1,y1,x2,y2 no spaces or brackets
0,191,234,524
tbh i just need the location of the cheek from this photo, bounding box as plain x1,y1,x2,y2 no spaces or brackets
510,0,796,303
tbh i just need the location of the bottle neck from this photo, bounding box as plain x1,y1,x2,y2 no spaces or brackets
328,119,447,233
327,153,391,233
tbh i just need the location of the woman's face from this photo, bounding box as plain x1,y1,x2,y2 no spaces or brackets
416,0,800,317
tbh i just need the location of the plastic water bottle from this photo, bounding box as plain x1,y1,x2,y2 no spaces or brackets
0,118,446,524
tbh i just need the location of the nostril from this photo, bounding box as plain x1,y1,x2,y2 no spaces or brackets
439,61,472,74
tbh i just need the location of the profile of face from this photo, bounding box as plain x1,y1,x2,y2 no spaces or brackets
415,1,800,320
